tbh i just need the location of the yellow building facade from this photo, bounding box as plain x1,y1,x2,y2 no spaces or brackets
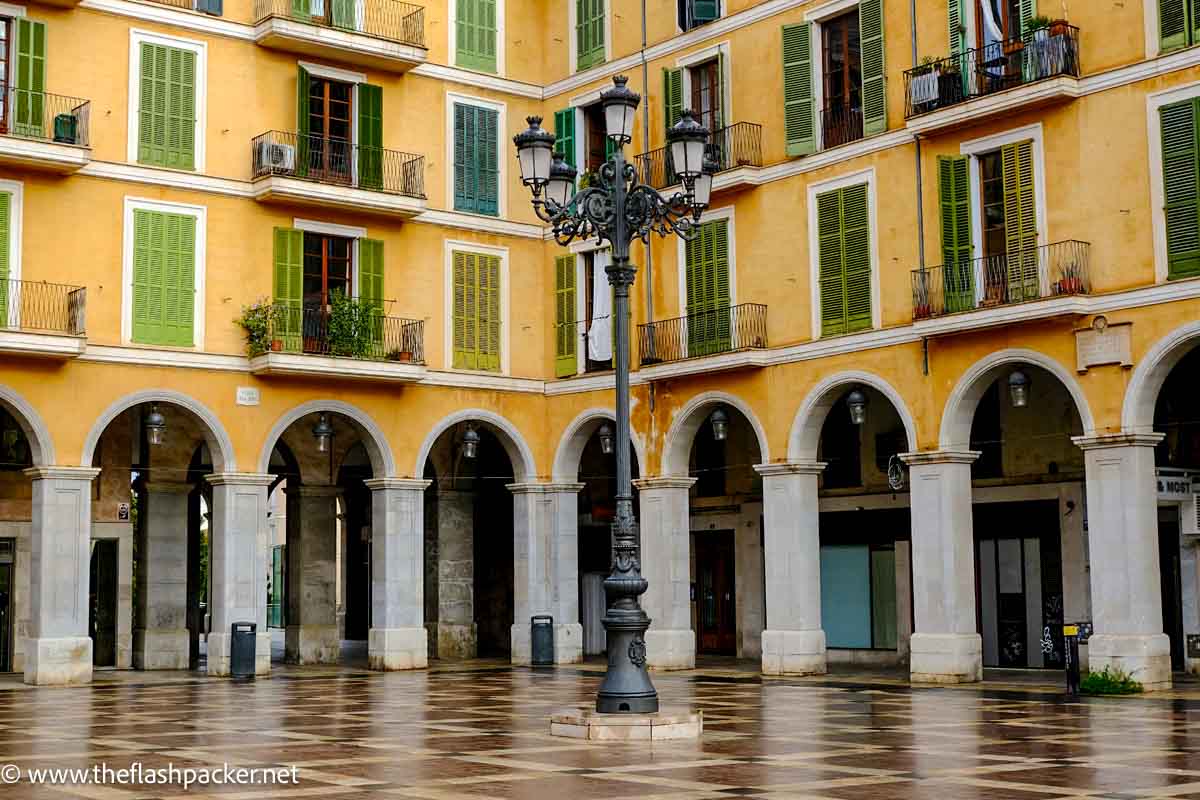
1,0,1199,688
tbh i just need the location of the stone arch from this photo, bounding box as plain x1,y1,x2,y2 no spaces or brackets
551,407,647,481
82,389,235,471
415,408,536,481
788,370,919,461
257,400,395,478
1122,320,1200,433
0,383,55,466
940,348,1096,450
661,391,769,477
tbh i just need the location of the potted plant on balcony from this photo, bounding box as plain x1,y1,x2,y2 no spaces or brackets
327,290,371,359
1055,260,1084,295
236,299,274,357
386,347,413,363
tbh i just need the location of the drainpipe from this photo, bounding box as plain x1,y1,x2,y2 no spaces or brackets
641,0,653,326
911,0,925,272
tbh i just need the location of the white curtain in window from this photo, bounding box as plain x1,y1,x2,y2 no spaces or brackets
980,0,1004,48
588,250,613,361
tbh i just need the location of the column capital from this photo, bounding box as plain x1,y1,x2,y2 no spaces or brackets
754,461,826,477
24,466,101,481
364,477,432,492
505,481,586,494
899,450,980,466
1072,432,1165,451
205,472,274,487
633,476,697,490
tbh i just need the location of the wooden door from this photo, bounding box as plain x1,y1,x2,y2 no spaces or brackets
695,531,736,655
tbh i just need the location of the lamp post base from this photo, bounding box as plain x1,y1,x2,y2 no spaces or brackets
551,707,702,740
595,611,658,714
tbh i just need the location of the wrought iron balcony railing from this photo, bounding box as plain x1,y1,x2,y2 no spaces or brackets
251,130,426,199
635,121,763,190
911,240,1090,320
0,279,87,336
263,303,424,363
638,303,766,366
0,84,90,147
821,101,864,149
253,0,426,48
904,23,1080,118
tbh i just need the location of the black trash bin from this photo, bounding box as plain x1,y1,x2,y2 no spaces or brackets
230,621,256,680
531,615,554,666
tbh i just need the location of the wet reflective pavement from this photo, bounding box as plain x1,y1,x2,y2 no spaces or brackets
1,662,1198,799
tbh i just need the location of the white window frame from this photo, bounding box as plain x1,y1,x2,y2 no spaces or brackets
806,166,881,339
0,179,23,329
443,239,510,375
676,42,733,133
567,0,612,75
0,3,27,18
292,217,369,301
1148,80,1200,283
128,29,208,173
960,122,1049,299
566,240,609,375
1144,0,1161,59
806,0,860,153
445,93,507,219
447,0,506,76
121,196,207,349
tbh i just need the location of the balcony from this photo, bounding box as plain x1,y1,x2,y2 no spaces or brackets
0,85,91,173
555,316,614,377
911,240,1090,329
249,303,426,382
637,303,767,378
250,131,426,218
253,0,427,73
636,122,763,194
0,279,87,358
821,102,864,149
903,24,1080,135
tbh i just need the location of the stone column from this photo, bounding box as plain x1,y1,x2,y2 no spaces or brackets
1073,434,1172,690
436,488,476,658
134,481,191,670
508,482,585,665
901,451,983,684
206,473,272,677
23,467,100,686
365,478,430,670
755,462,827,676
632,477,696,670
285,485,340,665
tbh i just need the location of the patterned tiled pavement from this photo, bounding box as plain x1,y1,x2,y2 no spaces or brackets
1,661,1199,799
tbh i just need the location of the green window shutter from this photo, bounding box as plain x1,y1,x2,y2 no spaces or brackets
858,0,887,137
1018,0,1037,33
357,83,383,190
296,65,311,178
817,185,872,336
453,104,499,216
331,0,355,29
554,254,577,377
938,155,974,311
781,24,815,157
1001,140,1039,300
457,0,498,73
663,67,683,134
138,44,196,170
479,254,501,371
817,189,846,336
291,0,309,19
948,0,965,56
577,0,605,71
692,0,719,25
132,210,195,347
453,104,472,212
1162,99,1200,278
452,250,476,369
272,227,304,352
1161,0,1189,52
478,107,499,215
452,251,501,371
13,19,46,138
359,238,385,348
0,193,9,325
554,108,576,167
685,220,732,355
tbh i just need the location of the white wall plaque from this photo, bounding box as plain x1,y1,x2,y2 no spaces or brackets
1075,317,1132,373
236,387,261,406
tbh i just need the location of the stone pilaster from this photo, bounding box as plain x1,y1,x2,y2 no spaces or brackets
900,451,983,684
755,462,827,676
436,489,476,658
507,482,585,665
23,467,100,686
205,473,272,677
365,478,430,671
1073,434,1172,690
134,481,191,670
632,477,696,671
284,485,340,665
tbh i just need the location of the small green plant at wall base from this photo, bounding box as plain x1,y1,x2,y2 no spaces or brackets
236,299,273,357
1080,666,1143,695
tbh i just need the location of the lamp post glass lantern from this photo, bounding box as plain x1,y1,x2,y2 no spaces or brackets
144,404,167,447
1009,370,1031,408
515,76,710,714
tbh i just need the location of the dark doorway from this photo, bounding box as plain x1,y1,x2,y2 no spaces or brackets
89,539,119,668
695,530,736,655
339,447,373,642
0,539,13,672
1158,506,1185,672
473,427,515,657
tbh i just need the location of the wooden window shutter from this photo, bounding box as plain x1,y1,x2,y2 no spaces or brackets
296,65,311,178
781,23,815,157
1162,99,1200,278
272,227,304,351
137,44,195,170
692,0,719,25
938,155,974,311
817,185,872,336
948,0,965,56
453,103,475,212
0,193,9,323
454,105,499,216
1001,140,1039,300
331,0,355,29
357,83,384,190
554,108,576,167
291,0,309,19
13,19,46,137
1162,0,1189,51
457,0,498,73
168,211,197,347
481,254,502,371
479,107,500,215
554,254,577,377
663,67,683,135
858,0,887,137
577,0,605,71
359,238,385,347
816,189,847,336
132,210,195,347
1018,0,1036,33
685,220,731,355
452,250,476,369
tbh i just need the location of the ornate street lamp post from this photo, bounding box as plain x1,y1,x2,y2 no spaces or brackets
514,75,713,714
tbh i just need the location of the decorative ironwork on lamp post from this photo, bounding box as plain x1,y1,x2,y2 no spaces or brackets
514,75,714,714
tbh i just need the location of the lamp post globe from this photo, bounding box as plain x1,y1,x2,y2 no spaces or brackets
667,109,709,186
513,115,557,191
600,74,640,144
546,151,578,208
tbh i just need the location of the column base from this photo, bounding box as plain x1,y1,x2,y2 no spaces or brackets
510,622,583,665
133,628,190,670
1087,633,1173,691
761,629,827,676
284,624,339,665
646,629,695,671
910,633,982,684
207,632,271,677
368,627,428,670
23,637,92,686
437,622,477,659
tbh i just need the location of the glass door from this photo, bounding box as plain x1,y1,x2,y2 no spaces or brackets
308,78,353,184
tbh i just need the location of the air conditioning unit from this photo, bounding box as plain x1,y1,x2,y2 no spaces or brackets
1184,478,1200,536
257,140,295,173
